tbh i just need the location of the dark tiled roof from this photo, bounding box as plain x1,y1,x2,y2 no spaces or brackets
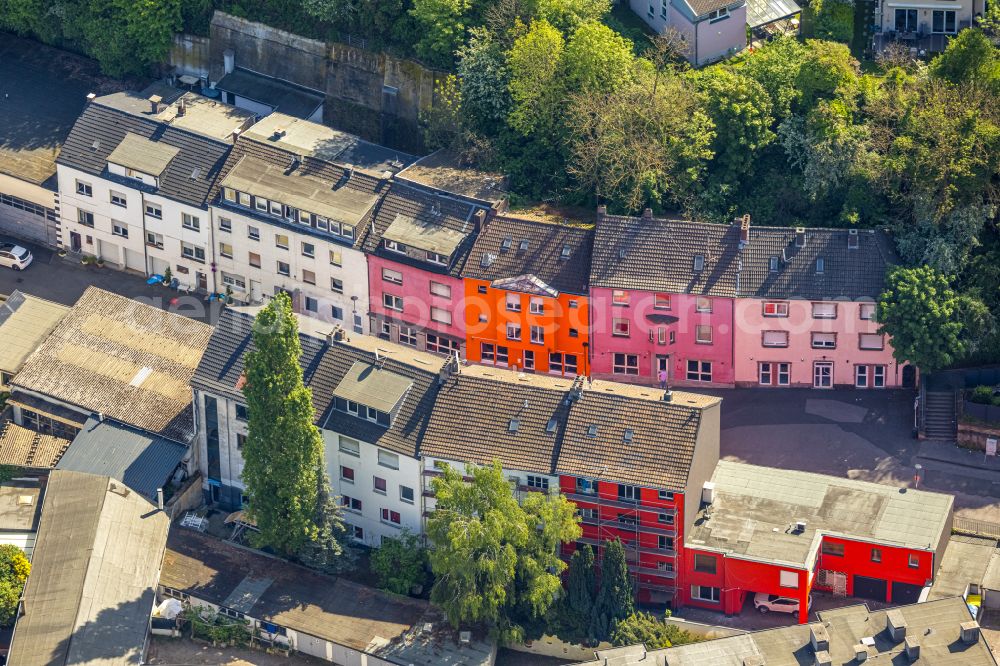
363,182,486,277
590,215,741,296
216,68,325,119
463,216,594,295
685,0,741,17
56,101,232,209
311,340,444,457
591,214,896,300
208,135,387,250
422,368,574,474
190,309,328,409
57,417,187,501
556,381,718,491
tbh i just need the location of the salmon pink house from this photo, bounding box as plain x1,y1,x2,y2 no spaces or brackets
683,461,953,624
588,209,904,389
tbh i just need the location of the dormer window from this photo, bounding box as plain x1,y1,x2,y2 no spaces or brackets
427,251,447,265
481,253,496,268
269,200,283,216
255,197,268,212
385,239,405,254
337,399,391,426
560,245,572,260
238,192,250,207
816,257,825,274
223,188,237,203
519,239,529,252
693,254,705,272
501,237,512,251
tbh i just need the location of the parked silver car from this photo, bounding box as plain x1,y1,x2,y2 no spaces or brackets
0,243,32,270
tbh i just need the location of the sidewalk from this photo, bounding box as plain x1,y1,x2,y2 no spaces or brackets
915,440,1000,476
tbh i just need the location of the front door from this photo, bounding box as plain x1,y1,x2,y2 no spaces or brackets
655,355,670,387
250,280,262,303
70,232,82,253
197,271,208,291
813,362,833,389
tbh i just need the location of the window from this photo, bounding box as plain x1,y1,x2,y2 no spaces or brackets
384,239,405,253
182,213,200,231
769,256,779,272
618,484,640,503
378,449,399,470
110,191,127,207
529,298,544,314
75,180,92,196
299,211,312,226
400,485,415,504
695,297,712,313
332,306,343,320
221,272,245,290
352,525,364,540
780,571,799,588
384,294,403,311
658,490,674,501
548,353,577,376
329,250,342,266
339,436,360,457
374,476,387,494
871,548,882,563
873,365,885,388
527,475,549,491
777,363,790,385
694,554,717,574
647,0,654,17
112,221,128,238
430,281,451,298
822,541,844,557
506,294,521,312
301,270,317,285
238,192,251,207
856,364,868,388
530,325,544,344
340,466,355,483
382,267,403,284
427,334,460,355
661,0,668,18
932,9,956,32
275,234,289,250
399,326,417,347
812,332,836,349
523,350,535,370
895,7,918,31
77,209,94,227
430,307,452,325
477,285,488,294
759,362,772,385
693,254,705,272
248,226,260,241
860,303,876,321
249,252,261,268
612,290,629,306
305,297,318,312
575,477,597,495
815,257,825,274
696,325,713,344
578,508,598,520
507,324,522,341
707,6,729,20
908,553,919,568
181,243,206,262
269,200,282,216
145,202,162,219
687,360,712,382
762,362,791,385
763,301,789,317
341,495,362,512
219,217,232,233
612,318,630,337
859,334,884,350
812,302,837,319
762,330,789,347
690,586,721,602
301,242,315,258
223,188,237,203
219,242,233,259
654,293,671,310
255,197,268,212
569,300,578,309
330,277,343,293
316,216,329,231
427,251,447,265
613,353,639,376
381,508,401,525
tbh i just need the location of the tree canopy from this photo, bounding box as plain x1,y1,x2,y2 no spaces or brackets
0,544,30,626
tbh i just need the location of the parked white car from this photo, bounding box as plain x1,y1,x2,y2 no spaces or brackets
753,592,812,614
0,243,32,270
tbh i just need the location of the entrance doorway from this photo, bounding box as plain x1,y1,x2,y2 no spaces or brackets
813,362,833,388
197,271,208,291
655,355,670,387
70,232,82,253
250,280,262,303
902,365,916,389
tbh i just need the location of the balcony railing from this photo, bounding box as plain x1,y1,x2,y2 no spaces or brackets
578,516,676,536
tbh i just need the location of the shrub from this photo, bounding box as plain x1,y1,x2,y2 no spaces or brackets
371,530,428,596
970,385,996,405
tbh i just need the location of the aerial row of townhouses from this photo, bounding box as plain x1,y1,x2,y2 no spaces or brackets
52,87,906,393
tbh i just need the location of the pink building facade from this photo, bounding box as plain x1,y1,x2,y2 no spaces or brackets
733,297,906,388
589,288,736,387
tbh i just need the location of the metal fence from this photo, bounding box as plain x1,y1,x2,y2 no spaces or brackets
954,517,1000,540
964,400,1000,425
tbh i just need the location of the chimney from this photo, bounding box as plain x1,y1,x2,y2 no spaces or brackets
904,636,920,661
848,228,859,249
740,214,750,244
176,97,186,117
743,657,765,666
231,128,241,144
886,610,907,642
224,49,235,75
272,128,286,140
853,645,868,662
474,209,487,231
702,481,715,504
149,94,163,114
795,227,806,248
157,488,164,511
596,205,607,219
960,621,980,644
662,389,672,403
642,207,653,219
86,92,97,103
809,624,830,653
813,651,832,666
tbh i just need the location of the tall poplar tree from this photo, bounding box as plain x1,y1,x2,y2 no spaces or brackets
241,293,323,556
590,538,634,641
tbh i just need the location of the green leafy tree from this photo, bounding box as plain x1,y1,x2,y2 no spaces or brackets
523,0,610,32
80,0,183,78
371,530,429,596
739,36,808,120
458,27,514,131
978,2,1000,40
878,266,967,372
507,19,566,135
929,29,1000,85
555,544,597,643
563,20,636,93
242,292,323,556
299,468,353,573
590,538,634,641
795,39,860,111
0,544,29,626
805,0,854,43
426,460,581,644
410,0,470,67
611,611,697,649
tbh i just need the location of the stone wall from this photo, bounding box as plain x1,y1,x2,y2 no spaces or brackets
958,422,1000,451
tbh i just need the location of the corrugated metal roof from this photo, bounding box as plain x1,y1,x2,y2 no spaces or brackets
57,417,187,500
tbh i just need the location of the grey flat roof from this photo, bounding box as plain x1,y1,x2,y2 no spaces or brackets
8,470,169,666
57,417,187,501
395,149,507,204
216,67,325,119
220,155,379,225
687,461,954,568
578,598,997,666
382,213,469,255
930,535,998,600
332,360,414,414
747,0,800,27
106,132,180,176
0,483,42,533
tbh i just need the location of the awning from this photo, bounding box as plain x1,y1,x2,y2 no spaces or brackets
747,0,801,28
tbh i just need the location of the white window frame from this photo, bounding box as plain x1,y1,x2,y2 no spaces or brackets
856,365,868,388
529,298,544,314
811,302,837,319
530,325,544,344
145,202,162,219
687,360,712,382
384,293,404,311
431,307,452,325
812,332,837,349
382,267,403,284
181,213,200,231
430,281,451,298
378,449,399,470
111,221,128,238
762,330,789,348
109,190,127,207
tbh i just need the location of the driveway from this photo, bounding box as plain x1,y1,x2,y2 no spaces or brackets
0,238,225,324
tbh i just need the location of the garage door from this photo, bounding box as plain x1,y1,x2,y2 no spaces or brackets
98,239,119,264
854,575,888,601
0,199,56,246
891,581,924,604
125,248,144,272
